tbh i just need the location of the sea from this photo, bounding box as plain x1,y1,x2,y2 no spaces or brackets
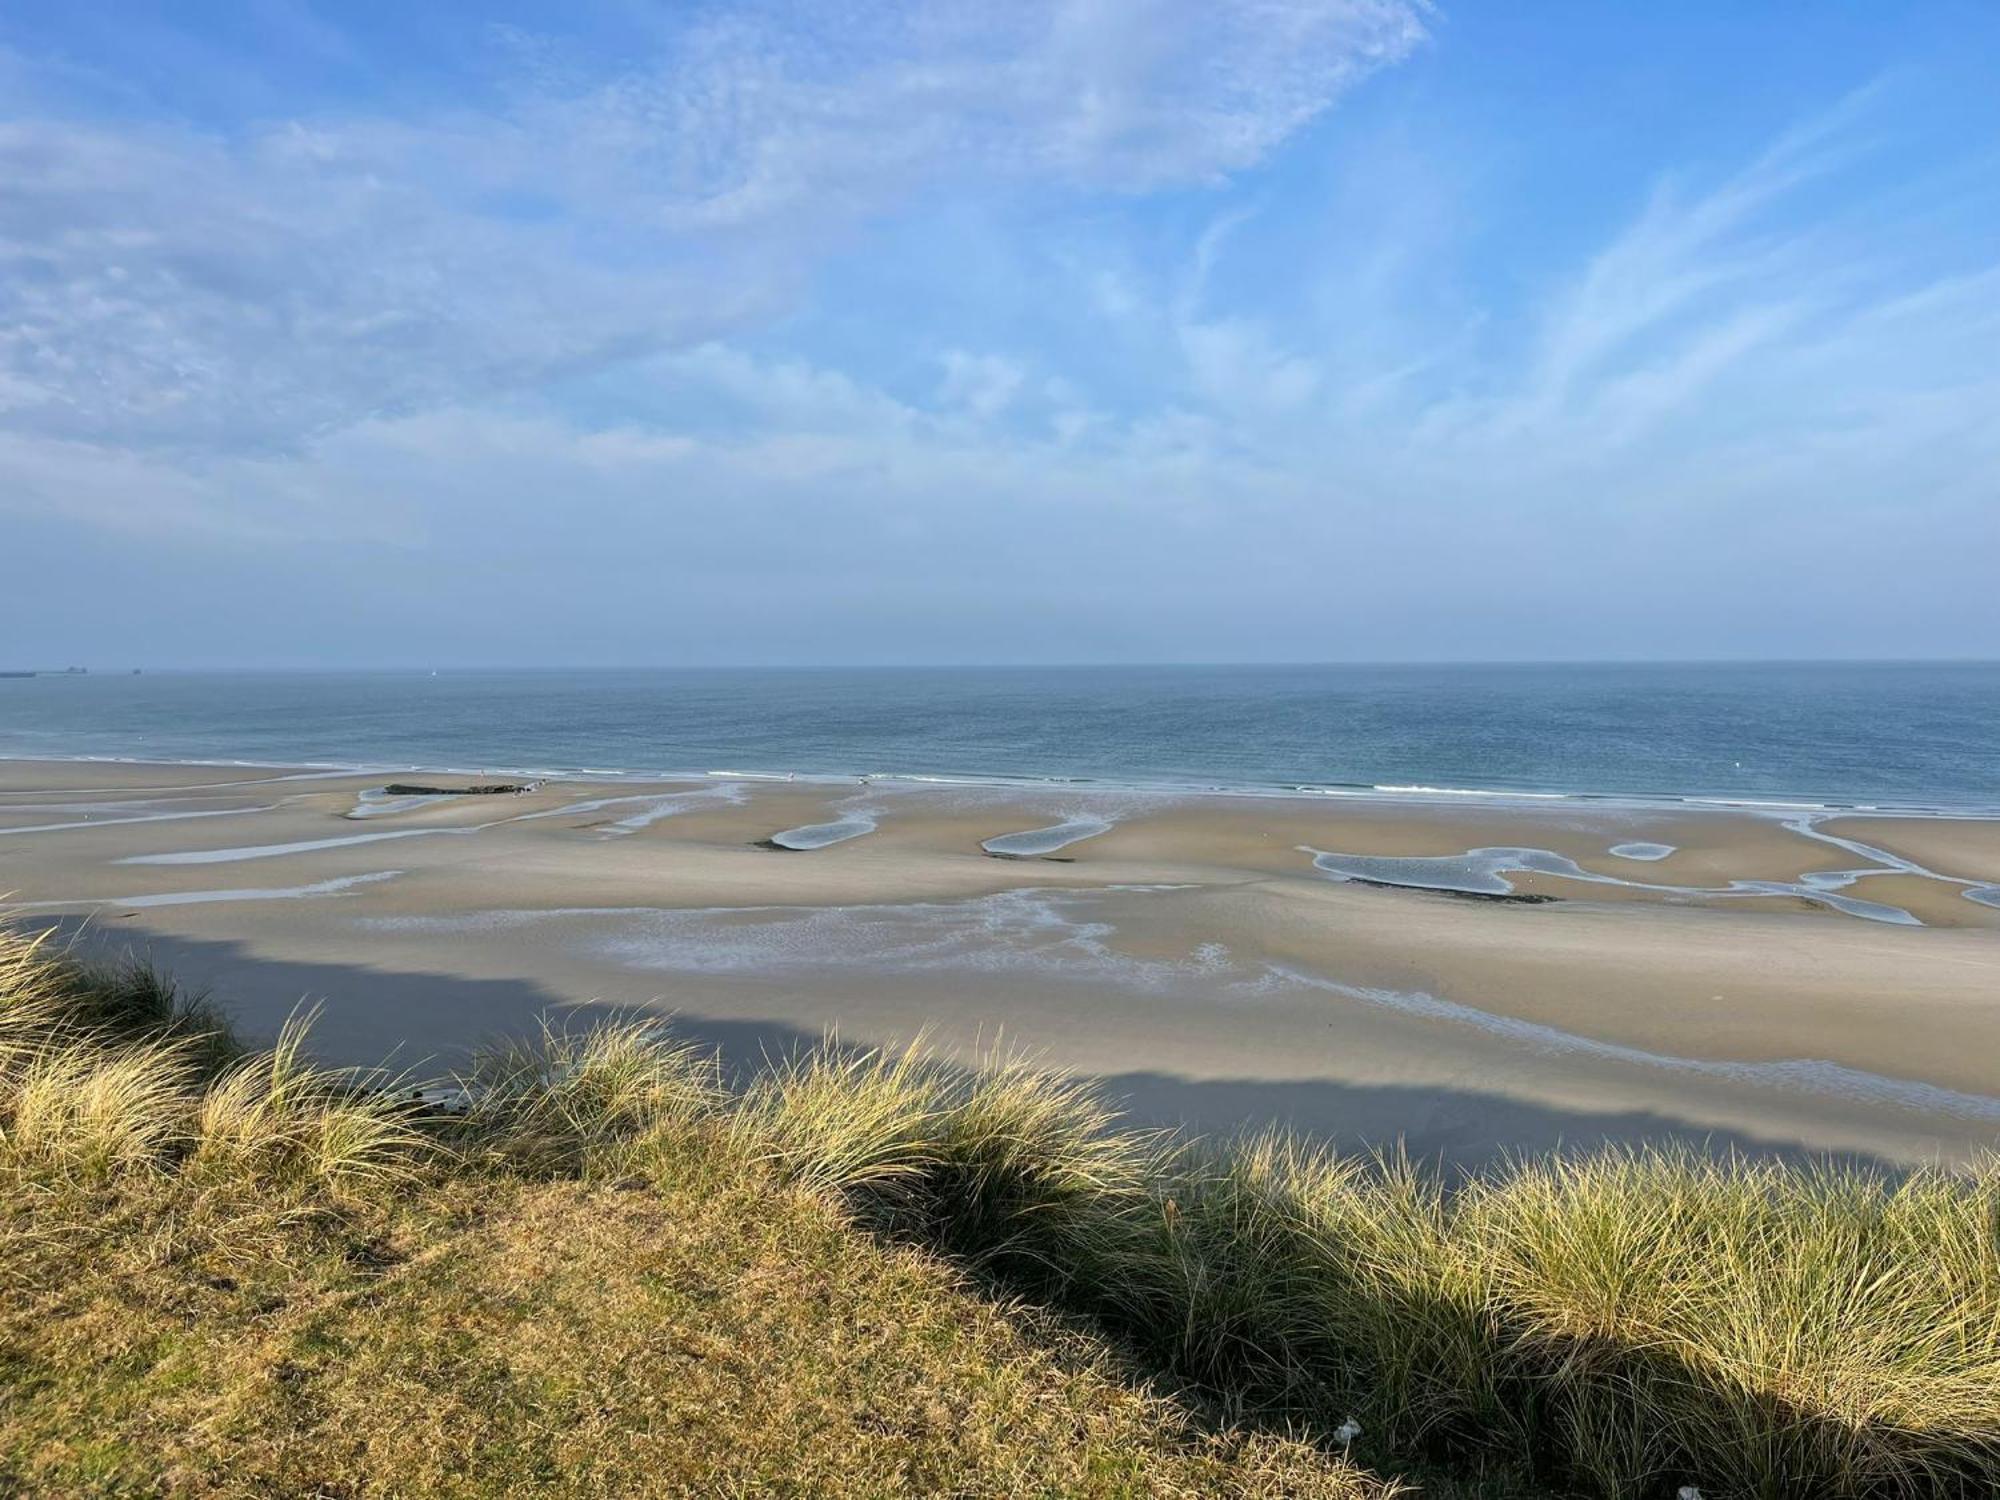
2,662,1996,813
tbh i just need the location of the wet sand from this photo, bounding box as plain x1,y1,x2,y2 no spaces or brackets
4,759,1999,1169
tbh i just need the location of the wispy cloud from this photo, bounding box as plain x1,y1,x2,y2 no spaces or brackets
0,2,1425,458
1,5,1995,663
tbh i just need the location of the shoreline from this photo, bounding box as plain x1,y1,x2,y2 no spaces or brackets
8,750,2000,821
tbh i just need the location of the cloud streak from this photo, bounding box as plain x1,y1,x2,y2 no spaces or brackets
1,3,1995,664
0,2,1424,455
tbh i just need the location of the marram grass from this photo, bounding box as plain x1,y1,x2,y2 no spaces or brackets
191,1011,425,1197
3,921,1998,1498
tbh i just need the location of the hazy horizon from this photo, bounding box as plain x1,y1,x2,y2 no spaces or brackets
4,3,1996,666
13,657,2000,675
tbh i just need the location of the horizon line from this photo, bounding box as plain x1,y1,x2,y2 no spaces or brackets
12,657,2000,674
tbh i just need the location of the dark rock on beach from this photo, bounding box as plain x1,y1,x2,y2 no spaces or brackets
1348,876,1557,905
382,781,539,796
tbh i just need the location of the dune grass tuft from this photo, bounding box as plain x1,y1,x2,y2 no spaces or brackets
733,1037,948,1199
1125,1136,1506,1450
922,1054,1162,1291
463,1016,722,1171
4,1039,194,1179
1460,1148,2000,1494
192,1012,425,1198
0,927,73,1071
60,952,233,1058
715,1024,2000,1496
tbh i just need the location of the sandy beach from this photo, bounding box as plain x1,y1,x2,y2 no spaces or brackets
4,757,1998,1168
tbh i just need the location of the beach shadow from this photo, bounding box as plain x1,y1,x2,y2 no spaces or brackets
1095,1070,1894,1176
49,919,1899,1176
42,921,620,1076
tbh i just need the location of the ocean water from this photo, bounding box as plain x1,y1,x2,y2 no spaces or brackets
2,663,1997,811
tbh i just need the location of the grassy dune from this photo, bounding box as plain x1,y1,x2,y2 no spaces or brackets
2,923,1997,1498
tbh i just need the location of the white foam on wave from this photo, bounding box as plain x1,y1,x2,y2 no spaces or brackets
5,871,404,910
16,751,2000,822
16,748,2000,821
1373,784,1568,800
706,768,857,786
1689,797,1833,811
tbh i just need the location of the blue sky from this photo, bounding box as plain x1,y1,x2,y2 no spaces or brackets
2,1,1996,666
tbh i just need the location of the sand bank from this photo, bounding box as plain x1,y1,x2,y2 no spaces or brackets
4,758,1998,1168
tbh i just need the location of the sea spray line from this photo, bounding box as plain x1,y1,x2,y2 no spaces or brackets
1371,784,1568,799
12,747,2000,819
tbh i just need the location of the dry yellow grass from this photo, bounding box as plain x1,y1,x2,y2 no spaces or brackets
0,1154,1399,1497
0,927,1397,1498
4,918,1996,1497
